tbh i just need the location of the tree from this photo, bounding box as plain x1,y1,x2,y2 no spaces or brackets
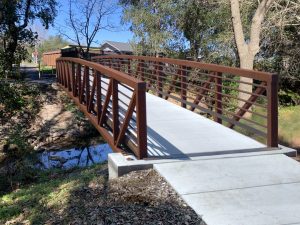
177,0,234,61
230,0,274,109
121,0,235,60
59,0,116,59
121,0,181,56
229,0,300,110
0,0,57,77
259,0,300,94
37,35,70,55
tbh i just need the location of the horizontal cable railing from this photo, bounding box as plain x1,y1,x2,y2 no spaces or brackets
56,57,147,159
92,55,278,147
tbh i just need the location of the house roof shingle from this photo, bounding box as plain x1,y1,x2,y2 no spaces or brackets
102,41,133,52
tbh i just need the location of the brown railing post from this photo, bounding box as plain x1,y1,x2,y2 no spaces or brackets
63,61,68,88
117,59,121,71
76,63,81,98
214,72,222,124
59,61,62,84
157,62,163,97
84,66,90,106
112,79,120,143
56,61,60,83
77,63,82,96
71,62,75,95
67,62,72,92
141,60,145,81
267,74,278,147
66,62,69,90
59,61,63,84
127,59,131,74
120,60,124,72
181,66,187,108
136,82,147,159
87,69,96,113
96,71,102,124
136,61,141,79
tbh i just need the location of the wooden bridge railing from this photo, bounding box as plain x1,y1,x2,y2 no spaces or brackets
56,57,147,159
92,55,278,147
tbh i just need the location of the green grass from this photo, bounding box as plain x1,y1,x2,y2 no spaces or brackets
40,66,56,75
278,105,300,149
0,164,107,224
222,105,300,149
245,105,300,149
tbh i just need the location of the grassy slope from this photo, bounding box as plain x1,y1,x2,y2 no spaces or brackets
279,105,300,149
0,164,107,224
232,105,300,149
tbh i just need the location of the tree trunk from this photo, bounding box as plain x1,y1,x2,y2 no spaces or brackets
230,0,274,118
238,54,255,117
188,40,198,60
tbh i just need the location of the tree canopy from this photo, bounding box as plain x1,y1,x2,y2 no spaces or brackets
120,0,300,94
37,35,70,55
0,0,57,77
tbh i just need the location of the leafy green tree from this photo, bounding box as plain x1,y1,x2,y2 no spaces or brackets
121,0,181,56
122,0,300,106
257,0,300,93
121,0,235,61
37,35,70,55
0,0,57,78
177,0,236,62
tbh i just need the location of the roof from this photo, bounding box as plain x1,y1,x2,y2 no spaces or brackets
43,50,61,55
61,45,100,50
101,41,133,52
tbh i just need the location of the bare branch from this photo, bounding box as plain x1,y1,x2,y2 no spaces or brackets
230,0,248,56
59,0,117,58
20,0,32,29
249,0,274,54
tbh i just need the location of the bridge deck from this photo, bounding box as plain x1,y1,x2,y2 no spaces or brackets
107,79,266,158
100,79,266,158
145,92,265,158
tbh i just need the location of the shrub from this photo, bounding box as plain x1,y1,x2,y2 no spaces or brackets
278,89,300,106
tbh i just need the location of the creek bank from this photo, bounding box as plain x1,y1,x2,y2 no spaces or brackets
0,79,104,192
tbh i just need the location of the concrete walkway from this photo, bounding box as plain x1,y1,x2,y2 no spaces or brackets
154,154,300,225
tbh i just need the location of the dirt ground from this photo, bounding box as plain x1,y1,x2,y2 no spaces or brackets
26,81,104,151
0,79,103,158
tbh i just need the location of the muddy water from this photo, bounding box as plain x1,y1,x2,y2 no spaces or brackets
37,143,112,169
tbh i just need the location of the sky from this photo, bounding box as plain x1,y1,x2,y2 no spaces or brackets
32,0,134,46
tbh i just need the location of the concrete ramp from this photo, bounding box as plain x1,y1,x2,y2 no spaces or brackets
154,154,300,225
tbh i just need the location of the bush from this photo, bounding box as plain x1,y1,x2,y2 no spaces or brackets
0,82,25,116
0,81,40,119
278,89,300,106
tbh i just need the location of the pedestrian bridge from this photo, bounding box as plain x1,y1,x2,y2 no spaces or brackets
55,57,300,225
56,55,279,159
